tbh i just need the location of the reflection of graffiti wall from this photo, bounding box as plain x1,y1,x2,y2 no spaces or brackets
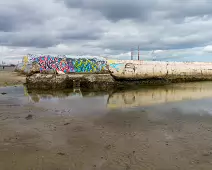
107,82,212,109
18,55,108,74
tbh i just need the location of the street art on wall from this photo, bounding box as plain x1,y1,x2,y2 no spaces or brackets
107,60,125,72
108,63,124,72
123,63,136,73
18,55,108,74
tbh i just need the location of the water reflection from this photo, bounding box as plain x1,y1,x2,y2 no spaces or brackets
26,88,109,114
2,82,212,111
27,88,108,102
107,82,212,109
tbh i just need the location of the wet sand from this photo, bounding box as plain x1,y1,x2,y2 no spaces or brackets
0,70,26,86
2,86,212,169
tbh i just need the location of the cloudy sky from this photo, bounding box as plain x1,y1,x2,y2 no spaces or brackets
1,0,212,63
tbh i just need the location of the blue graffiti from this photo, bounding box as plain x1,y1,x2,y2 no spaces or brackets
109,63,124,71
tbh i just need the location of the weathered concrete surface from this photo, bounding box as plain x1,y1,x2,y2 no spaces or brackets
108,60,212,80
26,73,115,90
26,73,173,90
15,55,212,82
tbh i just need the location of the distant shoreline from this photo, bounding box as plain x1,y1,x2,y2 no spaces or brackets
0,71,26,86
0,66,16,72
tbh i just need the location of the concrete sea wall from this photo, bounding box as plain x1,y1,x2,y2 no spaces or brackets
17,55,212,80
108,60,212,81
16,55,212,89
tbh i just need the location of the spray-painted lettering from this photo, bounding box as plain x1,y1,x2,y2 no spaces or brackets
18,55,108,74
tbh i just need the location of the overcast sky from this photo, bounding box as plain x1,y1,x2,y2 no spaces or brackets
1,0,212,63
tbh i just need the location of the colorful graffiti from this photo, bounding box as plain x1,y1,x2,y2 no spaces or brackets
18,55,108,74
107,60,125,72
33,56,107,73
32,56,70,73
109,63,124,72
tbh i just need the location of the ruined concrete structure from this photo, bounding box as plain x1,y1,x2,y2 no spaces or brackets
26,73,115,90
16,55,212,89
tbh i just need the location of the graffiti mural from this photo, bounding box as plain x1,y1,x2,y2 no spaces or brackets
107,60,125,72
109,63,124,72
18,55,108,74
32,56,70,73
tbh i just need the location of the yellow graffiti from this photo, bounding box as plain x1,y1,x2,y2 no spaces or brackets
22,56,29,70
107,60,117,64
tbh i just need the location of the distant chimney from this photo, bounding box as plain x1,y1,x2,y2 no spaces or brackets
138,46,140,60
131,48,133,60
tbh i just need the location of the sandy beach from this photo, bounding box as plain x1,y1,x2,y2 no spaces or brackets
0,70,26,86
1,82,212,169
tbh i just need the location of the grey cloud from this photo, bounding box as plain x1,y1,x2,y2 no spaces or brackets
60,27,104,40
2,0,212,61
11,38,57,48
0,26,104,48
97,28,212,52
0,32,59,48
0,15,16,32
160,1,212,22
4,56,23,60
61,0,156,21
60,32,101,40
0,2,49,32
0,0,105,48
62,0,212,22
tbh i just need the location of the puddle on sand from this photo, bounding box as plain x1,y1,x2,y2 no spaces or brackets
2,81,212,115
0,85,29,105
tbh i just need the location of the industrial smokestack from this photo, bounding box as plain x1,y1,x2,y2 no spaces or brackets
138,46,140,60
131,48,133,60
